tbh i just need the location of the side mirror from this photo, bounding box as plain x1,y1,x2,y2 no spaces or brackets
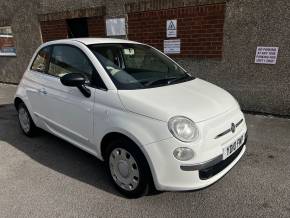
60,73,91,97
60,73,86,86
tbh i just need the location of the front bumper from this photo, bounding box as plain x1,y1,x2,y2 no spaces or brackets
144,130,247,191
180,132,248,174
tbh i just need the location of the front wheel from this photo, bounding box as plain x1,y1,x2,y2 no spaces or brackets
105,139,152,198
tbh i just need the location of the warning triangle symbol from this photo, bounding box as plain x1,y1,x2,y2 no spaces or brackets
168,21,176,30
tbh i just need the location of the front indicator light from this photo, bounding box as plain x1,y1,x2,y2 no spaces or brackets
173,147,194,161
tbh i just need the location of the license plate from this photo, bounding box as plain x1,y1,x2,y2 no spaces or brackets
223,134,244,160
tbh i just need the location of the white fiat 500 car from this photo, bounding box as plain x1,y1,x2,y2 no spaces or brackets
15,38,247,198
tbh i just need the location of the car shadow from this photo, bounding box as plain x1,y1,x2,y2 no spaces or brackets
0,104,124,197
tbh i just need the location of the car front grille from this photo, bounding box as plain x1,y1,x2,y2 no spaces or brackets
215,119,244,139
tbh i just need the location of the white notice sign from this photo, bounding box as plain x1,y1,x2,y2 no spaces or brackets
164,39,180,54
106,18,126,36
255,47,279,65
166,20,177,38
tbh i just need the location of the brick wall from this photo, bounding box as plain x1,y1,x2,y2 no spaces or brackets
87,16,105,37
40,16,105,42
128,3,225,58
39,7,106,43
40,20,68,42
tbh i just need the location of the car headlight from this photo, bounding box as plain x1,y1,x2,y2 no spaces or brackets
168,116,199,142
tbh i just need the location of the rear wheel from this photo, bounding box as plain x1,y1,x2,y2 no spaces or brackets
17,102,37,137
105,138,152,198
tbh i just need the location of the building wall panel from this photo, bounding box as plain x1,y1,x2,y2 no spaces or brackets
128,3,225,58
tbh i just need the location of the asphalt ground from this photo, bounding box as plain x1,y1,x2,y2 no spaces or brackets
0,84,289,218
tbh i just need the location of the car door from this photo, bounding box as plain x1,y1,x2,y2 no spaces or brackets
38,44,96,150
26,46,53,123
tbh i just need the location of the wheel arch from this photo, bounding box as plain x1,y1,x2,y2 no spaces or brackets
100,131,157,189
14,95,40,127
14,97,24,110
101,132,144,160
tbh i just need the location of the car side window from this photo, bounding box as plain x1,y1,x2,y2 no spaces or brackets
31,47,51,73
48,45,93,82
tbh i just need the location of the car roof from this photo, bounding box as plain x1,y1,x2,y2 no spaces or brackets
44,38,142,46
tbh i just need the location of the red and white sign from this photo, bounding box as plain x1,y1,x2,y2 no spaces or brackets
0,26,16,56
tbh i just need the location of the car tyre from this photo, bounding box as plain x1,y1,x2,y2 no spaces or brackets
105,138,152,198
17,102,38,137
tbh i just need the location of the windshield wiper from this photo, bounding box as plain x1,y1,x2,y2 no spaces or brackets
144,74,194,88
144,77,176,87
168,74,194,85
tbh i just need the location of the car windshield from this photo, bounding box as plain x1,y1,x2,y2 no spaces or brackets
88,43,194,90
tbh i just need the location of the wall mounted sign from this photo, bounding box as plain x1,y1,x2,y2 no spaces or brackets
0,26,16,56
166,20,177,38
164,39,180,54
255,47,279,65
106,18,126,36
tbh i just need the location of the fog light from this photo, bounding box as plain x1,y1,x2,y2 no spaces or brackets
173,147,194,161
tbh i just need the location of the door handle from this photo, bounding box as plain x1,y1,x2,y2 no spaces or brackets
38,89,47,95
